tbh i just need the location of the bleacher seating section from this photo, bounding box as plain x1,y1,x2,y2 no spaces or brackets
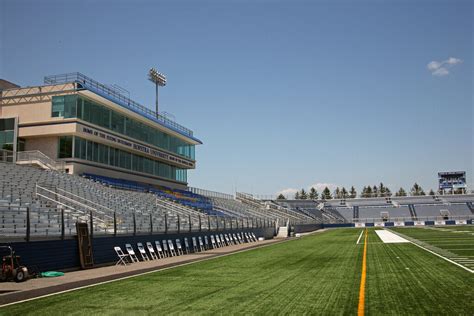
0,162,314,239
1,161,473,239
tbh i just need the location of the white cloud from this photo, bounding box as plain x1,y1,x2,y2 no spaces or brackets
447,57,462,65
276,188,299,197
432,67,449,76
427,61,441,71
427,57,462,76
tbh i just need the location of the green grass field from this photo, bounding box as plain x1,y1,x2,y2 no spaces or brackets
2,228,473,315
390,226,474,271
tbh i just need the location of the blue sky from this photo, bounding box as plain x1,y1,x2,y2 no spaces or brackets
1,0,472,197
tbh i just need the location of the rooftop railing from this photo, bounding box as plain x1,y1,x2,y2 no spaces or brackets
44,72,194,137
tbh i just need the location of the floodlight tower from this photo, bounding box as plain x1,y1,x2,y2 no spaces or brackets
148,68,167,117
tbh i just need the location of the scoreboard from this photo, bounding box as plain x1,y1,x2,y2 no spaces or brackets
438,171,467,191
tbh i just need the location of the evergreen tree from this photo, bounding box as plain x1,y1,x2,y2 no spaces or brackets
294,191,300,200
334,187,341,199
309,187,318,200
361,186,366,198
366,186,373,198
341,187,348,198
411,183,425,196
379,183,386,197
372,185,378,198
396,187,407,197
300,189,308,200
322,187,332,200
277,193,286,200
385,188,392,197
428,189,435,196
349,186,357,198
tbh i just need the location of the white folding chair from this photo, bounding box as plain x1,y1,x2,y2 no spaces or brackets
114,246,130,265
248,232,255,242
155,241,164,259
176,239,183,255
192,237,199,252
137,242,150,261
252,233,257,241
184,238,191,254
220,234,227,246
146,242,158,260
210,235,217,249
204,235,210,250
238,233,244,243
229,234,236,245
233,233,240,244
198,236,205,252
125,244,139,263
244,233,250,242
168,240,177,257
224,234,231,245
162,240,169,257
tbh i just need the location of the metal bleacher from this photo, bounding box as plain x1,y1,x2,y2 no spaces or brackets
329,195,474,223
1,160,319,240
0,162,234,239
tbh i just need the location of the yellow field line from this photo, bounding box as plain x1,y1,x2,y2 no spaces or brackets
358,229,368,316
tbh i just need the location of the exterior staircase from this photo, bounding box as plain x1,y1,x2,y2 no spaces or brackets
276,226,288,238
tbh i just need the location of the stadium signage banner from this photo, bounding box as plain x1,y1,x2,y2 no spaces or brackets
414,221,425,226
354,223,365,227
455,220,467,225
394,222,404,226
374,222,384,227
434,220,445,226
78,125,195,169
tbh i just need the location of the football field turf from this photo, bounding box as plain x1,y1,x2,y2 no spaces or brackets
1,228,473,315
390,226,474,271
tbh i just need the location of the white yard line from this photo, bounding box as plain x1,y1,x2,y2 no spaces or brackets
408,242,474,273
389,230,474,274
356,230,364,244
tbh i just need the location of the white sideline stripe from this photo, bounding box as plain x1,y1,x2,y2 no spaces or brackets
356,230,364,244
0,240,286,308
390,230,474,274
375,230,410,243
408,242,474,274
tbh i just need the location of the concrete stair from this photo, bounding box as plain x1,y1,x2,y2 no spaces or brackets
276,226,288,238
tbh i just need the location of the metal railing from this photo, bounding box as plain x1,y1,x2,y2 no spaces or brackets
43,72,194,137
16,150,65,171
351,215,474,223
0,205,276,241
187,187,234,200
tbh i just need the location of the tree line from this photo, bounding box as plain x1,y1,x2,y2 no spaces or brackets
277,182,442,200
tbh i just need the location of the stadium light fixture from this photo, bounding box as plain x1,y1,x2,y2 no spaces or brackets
148,67,167,116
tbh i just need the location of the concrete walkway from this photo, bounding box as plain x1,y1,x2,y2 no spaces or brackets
0,239,284,306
